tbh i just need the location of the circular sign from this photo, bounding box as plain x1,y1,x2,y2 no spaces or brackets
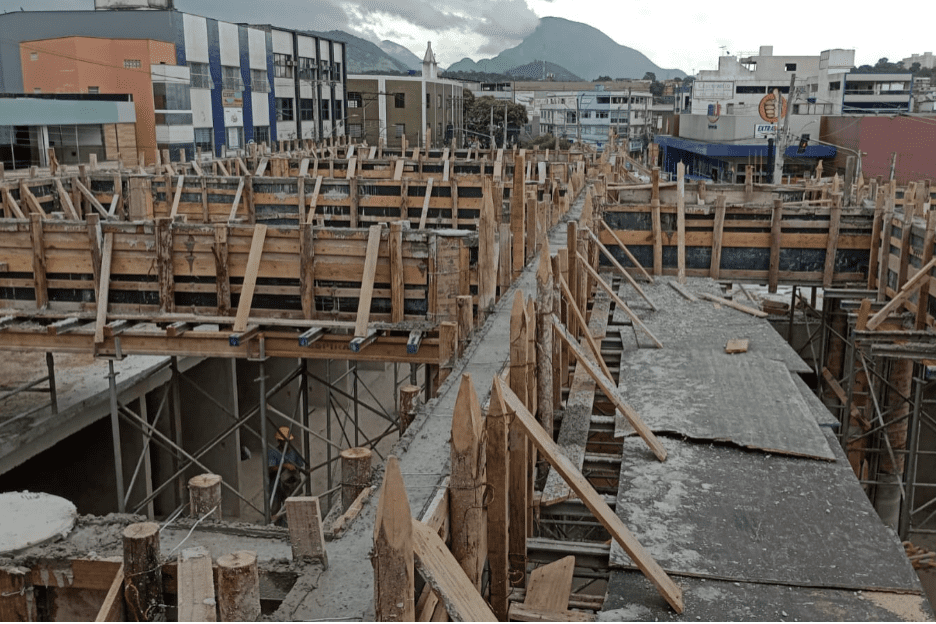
707,103,721,124
758,93,787,123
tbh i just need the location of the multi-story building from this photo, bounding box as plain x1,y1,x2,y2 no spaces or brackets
0,0,346,166
346,43,464,149
536,86,654,152
902,52,936,70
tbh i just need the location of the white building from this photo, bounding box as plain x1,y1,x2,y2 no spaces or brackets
535,87,654,151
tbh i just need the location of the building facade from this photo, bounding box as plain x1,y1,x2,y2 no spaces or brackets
0,2,346,165
346,44,463,148
535,87,654,152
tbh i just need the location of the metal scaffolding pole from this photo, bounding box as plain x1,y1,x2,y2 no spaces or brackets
107,360,126,514
353,361,360,447
326,359,333,511
258,359,271,524
301,359,312,496
900,371,924,540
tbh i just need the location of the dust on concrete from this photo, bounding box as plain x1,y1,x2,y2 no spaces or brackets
861,591,931,621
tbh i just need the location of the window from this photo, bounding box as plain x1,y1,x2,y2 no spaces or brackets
298,57,317,81
596,111,609,119
394,93,405,108
153,82,192,111
33,87,41,94
124,59,141,69
785,63,797,71
221,66,243,91
597,96,610,104
253,126,270,145
321,99,330,120
274,53,294,78
300,98,315,121
88,86,99,94
829,80,842,91
395,123,405,137
348,123,362,138
736,85,766,94
189,62,212,89
276,97,294,121
29,52,38,61
766,85,790,94
437,94,442,108
333,62,341,79
194,127,213,152
250,69,269,93
226,126,244,149
581,111,592,119
155,113,193,125
726,103,734,114
347,92,362,108
426,93,431,109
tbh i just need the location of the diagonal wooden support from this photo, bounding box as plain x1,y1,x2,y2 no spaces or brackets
867,256,936,330
169,175,184,219
551,316,667,462
557,274,614,381
494,377,684,614
94,564,124,622
232,225,267,333
418,178,435,230
355,224,383,338
56,178,79,220
75,179,109,219
575,252,662,348
697,292,767,318
306,175,323,224
94,232,115,344
584,227,656,311
228,178,245,223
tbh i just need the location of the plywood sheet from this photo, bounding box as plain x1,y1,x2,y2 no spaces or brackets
614,349,833,460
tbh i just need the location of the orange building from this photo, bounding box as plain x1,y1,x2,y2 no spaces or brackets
20,37,178,165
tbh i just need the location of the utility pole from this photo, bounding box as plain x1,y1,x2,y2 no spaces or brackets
773,73,796,184
490,105,494,149
626,88,632,153
503,100,508,147
576,93,581,145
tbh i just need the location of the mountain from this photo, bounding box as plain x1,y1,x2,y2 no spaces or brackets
379,40,423,71
446,17,685,80
306,30,410,74
506,60,581,82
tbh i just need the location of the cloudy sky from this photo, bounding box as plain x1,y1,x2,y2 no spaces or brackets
19,0,928,74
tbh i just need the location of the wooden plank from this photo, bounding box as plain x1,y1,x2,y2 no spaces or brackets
284,497,328,565
866,256,936,330
575,253,662,348
418,178,435,230
495,377,683,614
486,378,510,621
232,225,268,333
917,211,936,329
509,604,595,622
56,178,79,220
823,194,842,288
355,224,383,337
768,199,782,293
676,162,686,284
298,157,310,177
177,547,216,622
710,195,726,279
557,275,613,380
255,157,268,176
227,178,245,222
2,188,26,219
390,222,405,323
450,374,486,588
74,178,109,218
478,177,496,312
169,175,184,219
411,519,498,622
508,293,529,585
551,317,667,462
20,180,44,215
393,158,405,181
585,228,656,310
30,213,47,309
93,564,124,622
299,222,315,319
667,280,697,302
698,292,768,318
373,456,415,621
524,556,575,612
724,339,749,354
94,233,114,343
306,175,322,224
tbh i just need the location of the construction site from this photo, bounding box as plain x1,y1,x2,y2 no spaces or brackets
1,135,935,622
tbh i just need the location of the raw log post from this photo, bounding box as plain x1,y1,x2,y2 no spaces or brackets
122,522,164,622
398,385,420,433
340,447,373,512
486,378,510,620
536,242,554,435
450,373,487,588
284,497,328,565
676,162,686,284
478,176,497,312
372,456,415,621
457,294,473,354
216,551,261,622
188,473,222,520
508,292,529,587
0,566,33,622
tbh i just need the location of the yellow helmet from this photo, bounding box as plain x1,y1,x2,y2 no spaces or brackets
275,426,294,442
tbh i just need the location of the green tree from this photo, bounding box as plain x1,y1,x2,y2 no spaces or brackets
595,75,612,82
642,71,657,82
462,92,528,147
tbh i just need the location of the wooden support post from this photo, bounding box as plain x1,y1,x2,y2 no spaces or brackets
418,177,434,229
494,378,684,614
216,551,261,622
566,221,579,337
188,473,222,520
868,186,886,290
457,294,473,353
769,199,783,293
340,447,373,512
508,293,529,586
29,213,47,309
557,275,614,381
285,497,328,566
710,194,726,279
823,193,842,288
479,176,497,312
536,244,554,434
349,177,359,228
94,564,124,622
213,225,232,316
177,547,216,622
498,222,512,291
355,224,383,338
450,373,486,588
232,225,267,333
878,187,896,302
299,222,315,319
373,456,415,622
745,164,754,200
916,211,936,329
651,196,662,277
93,233,114,344
486,378,510,621
399,384,420,433
156,218,175,313
867,256,936,330
676,162,686,284
0,566,34,622
512,155,526,278
123,522,164,622
389,221,404,323
169,174,184,218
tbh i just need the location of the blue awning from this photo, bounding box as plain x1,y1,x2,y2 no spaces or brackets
655,135,835,159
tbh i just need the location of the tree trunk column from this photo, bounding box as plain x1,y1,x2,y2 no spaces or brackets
341,447,373,512
217,551,261,622
122,522,163,622
188,473,222,520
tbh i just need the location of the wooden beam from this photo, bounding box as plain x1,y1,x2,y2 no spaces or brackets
29,213,47,309
867,256,936,330
868,187,886,290
306,175,322,224
585,228,656,310
299,222,315,319
74,178,109,218
355,225,383,337
508,293,529,585
551,316,667,462
768,199,782,293
390,222,405,323
917,211,936,329
450,373,486,588
676,162,686,284
557,275,614,381
494,377,684,614
177,547,216,622
710,194,726,279
93,564,124,622
478,177,497,312
2,188,26,219
94,232,114,344
575,252,662,348
284,496,328,566
524,555,575,612
698,292,768,318
169,175,184,219
232,225,268,333
667,280,697,302
486,378,510,621
509,604,595,622
411,519,498,622
418,178,435,230
56,178,79,220
823,194,842,288
373,456,415,621
255,157,268,176
228,178,245,222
